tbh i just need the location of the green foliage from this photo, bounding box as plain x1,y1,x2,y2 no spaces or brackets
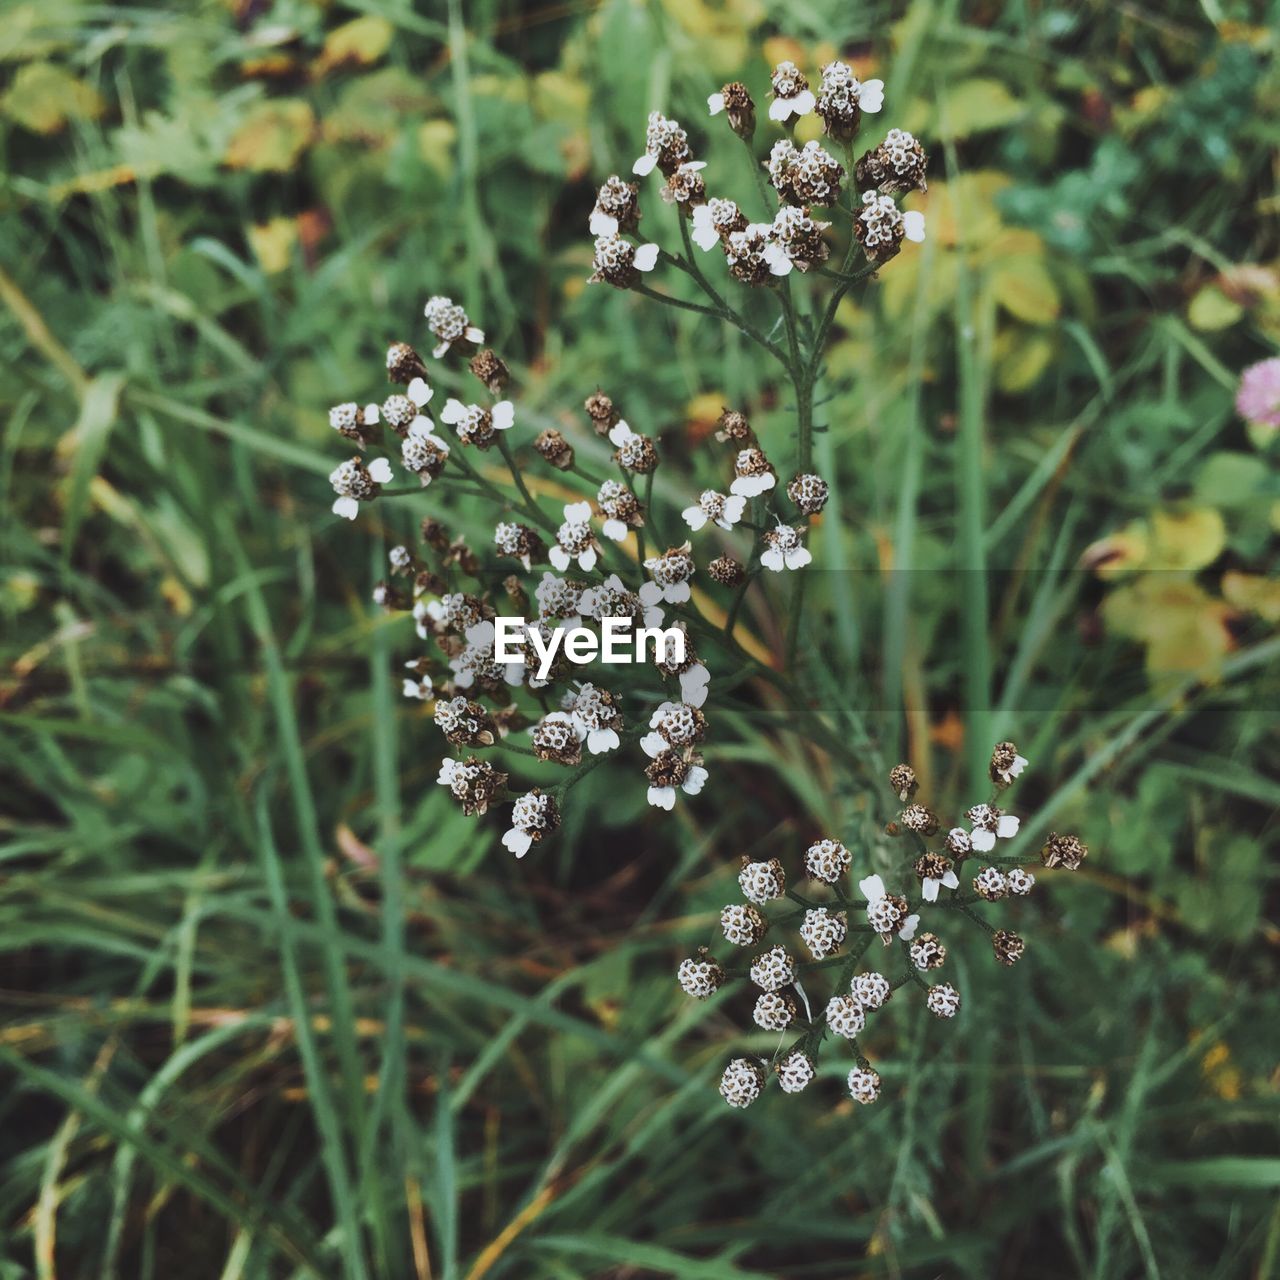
1,1,1277,1278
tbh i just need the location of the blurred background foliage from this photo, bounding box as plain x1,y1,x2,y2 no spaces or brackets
1,0,1278,1276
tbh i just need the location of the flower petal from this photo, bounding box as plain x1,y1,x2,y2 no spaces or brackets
632,153,657,176
859,874,886,901
633,243,660,272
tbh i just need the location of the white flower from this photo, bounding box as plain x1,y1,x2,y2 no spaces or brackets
450,620,525,689
641,735,708,809
920,865,960,903
639,544,695,607
859,78,885,113
402,666,433,700
682,489,746,532
501,790,559,858
439,398,514,447
423,295,484,358
859,874,919,940
902,209,926,242
768,60,816,122
967,804,1020,853
329,455,392,520
549,501,599,572
729,447,776,497
759,521,811,572
567,682,622,755
679,663,710,707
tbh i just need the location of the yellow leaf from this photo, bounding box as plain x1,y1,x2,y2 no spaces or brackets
934,78,1023,139
247,217,298,274
1221,571,1280,623
417,119,456,177
224,99,315,172
3,61,104,134
1188,284,1243,331
1149,508,1226,571
914,172,1010,250
990,257,1061,325
1102,577,1235,674
1081,523,1148,579
315,15,393,76
994,329,1055,393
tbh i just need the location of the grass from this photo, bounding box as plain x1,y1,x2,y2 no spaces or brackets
2,1,1278,1277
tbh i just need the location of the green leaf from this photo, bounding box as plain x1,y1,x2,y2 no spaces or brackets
936,78,1024,139
3,60,103,133
991,257,1061,325
60,371,124,560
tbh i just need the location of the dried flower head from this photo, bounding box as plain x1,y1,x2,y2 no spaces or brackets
967,803,1020,851
909,931,947,971
661,160,708,208
436,757,507,816
1006,867,1036,896
439,398,515,450
760,521,811,572
730,446,776,497
768,139,844,207
972,866,1009,901
889,763,917,800
590,235,660,289
643,745,708,810
633,111,693,178
584,390,620,433
766,205,831,275
494,522,545,571
915,851,959,902
469,348,510,395
856,127,928,195
993,930,1025,966
589,174,641,236
642,544,695,605
501,789,560,857
749,944,796,993
900,804,940,837
768,60,815,122
329,400,380,446
815,60,884,141
386,341,428,385
1041,832,1088,871
989,740,1028,788
691,197,750,252
424,295,484,358
787,472,830,515
610,420,660,473
533,428,574,470
707,555,745,587
854,191,925,264
723,224,775,286
715,409,754,443
433,696,497,747
330,455,392,520
530,711,581,766
707,81,756,136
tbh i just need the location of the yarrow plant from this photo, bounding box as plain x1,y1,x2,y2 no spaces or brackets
320,48,1085,1107
684,743,1090,1110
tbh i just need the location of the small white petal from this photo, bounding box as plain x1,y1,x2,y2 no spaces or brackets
903,210,926,242
589,209,618,236
664,582,691,604
898,914,920,941
432,340,450,359
587,727,620,754
764,243,793,276
402,678,425,699
368,457,393,484
859,875,886,901
707,92,725,115
491,401,515,430
564,501,592,523
682,766,708,796
640,731,667,758
922,879,940,903
680,665,710,707
971,828,996,852
723,495,747,525
860,79,884,112
784,546,813,570
601,518,627,541
363,403,380,424
332,496,359,520
792,89,816,115
942,870,960,890
997,814,1021,838
501,828,533,858
578,547,598,571
633,243,660,272
759,548,785,572
633,153,657,177
408,377,434,407
608,421,635,446
549,546,570,571
683,506,708,531
440,398,465,425
638,581,663,607
647,785,676,810
465,326,485,344
768,97,791,122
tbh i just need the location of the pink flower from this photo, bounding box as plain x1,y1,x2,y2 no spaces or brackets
1236,357,1280,430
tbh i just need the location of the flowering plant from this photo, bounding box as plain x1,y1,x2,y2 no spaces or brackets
322,53,1090,1107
